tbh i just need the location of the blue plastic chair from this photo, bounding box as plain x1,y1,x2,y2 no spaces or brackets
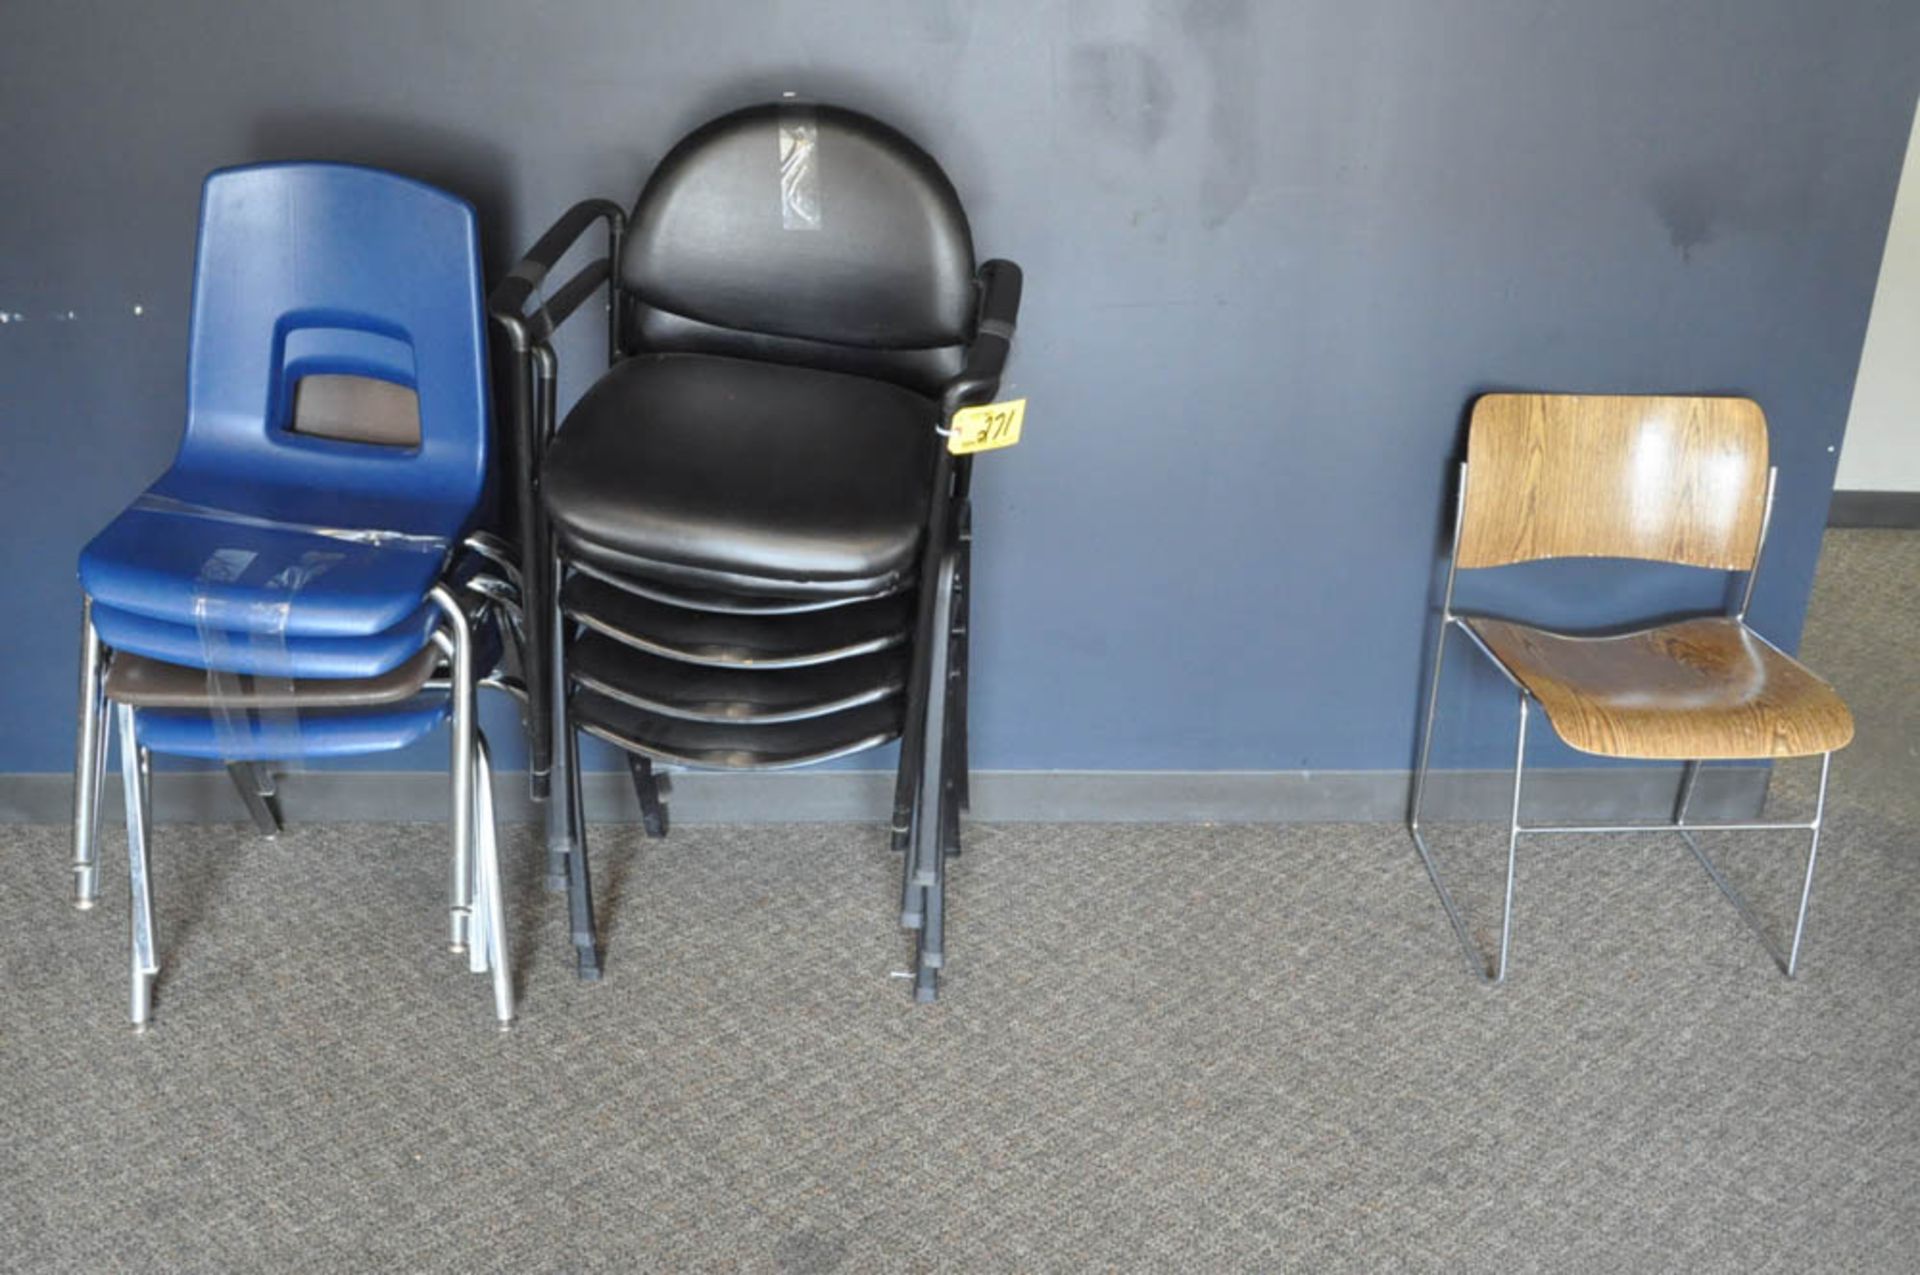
79,162,490,635
70,163,514,1029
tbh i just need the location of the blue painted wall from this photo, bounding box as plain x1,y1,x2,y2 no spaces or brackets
2,1,1916,775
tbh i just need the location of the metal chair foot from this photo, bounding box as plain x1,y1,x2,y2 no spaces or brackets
628,755,669,838
226,762,284,838
130,969,156,1029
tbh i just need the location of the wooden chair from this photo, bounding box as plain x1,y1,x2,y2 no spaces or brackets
1409,394,1853,983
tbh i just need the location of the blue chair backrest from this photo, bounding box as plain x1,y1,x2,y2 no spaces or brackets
165,163,489,534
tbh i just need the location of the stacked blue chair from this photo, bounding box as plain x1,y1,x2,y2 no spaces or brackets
71,163,518,1029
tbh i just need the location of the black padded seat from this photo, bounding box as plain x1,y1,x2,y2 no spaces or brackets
569,633,907,724
104,644,441,709
562,572,911,669
543,353,939,598
573,685,903,770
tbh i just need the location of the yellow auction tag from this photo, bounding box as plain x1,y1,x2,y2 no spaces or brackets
948,398,1026,455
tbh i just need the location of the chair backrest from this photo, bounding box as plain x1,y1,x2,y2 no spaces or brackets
1456,394,1771,571
175,163,489,531
620,104,977,395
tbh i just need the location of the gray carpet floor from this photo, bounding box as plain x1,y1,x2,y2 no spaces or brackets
2,530,1916,1272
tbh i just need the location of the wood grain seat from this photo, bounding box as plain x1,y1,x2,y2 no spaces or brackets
1465,615,1854,760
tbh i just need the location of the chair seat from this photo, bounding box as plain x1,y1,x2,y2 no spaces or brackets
572,685,902,770
1465,615,1854,760
91,598,441,679
106,644,441,709
570,633,907,724
80,484,459,638
133,695,452,761
542,353,937,598
562,572,911,668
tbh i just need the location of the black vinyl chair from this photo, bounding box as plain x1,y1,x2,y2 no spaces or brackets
489,103,1021,1000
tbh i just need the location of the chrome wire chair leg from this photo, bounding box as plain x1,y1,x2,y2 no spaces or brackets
1673,759,1702,826
466,826,492,976
1493,696,1528,984
73,599,109,908
430,593,476,955
1786,753,1833,977
1407,614,1530,985
471,732,514,1027
628,753,668,838
1681,752,1832,977
1408,619,1490,982
116,704,158,1030
565,726,601,981
225,762,283,837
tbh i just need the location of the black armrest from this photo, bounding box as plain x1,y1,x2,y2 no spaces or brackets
488,198,626,348
940,259,1023,420
487,198,624,791
520,258,611,345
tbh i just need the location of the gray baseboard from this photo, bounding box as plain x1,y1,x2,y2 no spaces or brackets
1828,490,1920,528
0,765,1766,826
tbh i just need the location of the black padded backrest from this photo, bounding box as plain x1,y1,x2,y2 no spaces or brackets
621,104,978,359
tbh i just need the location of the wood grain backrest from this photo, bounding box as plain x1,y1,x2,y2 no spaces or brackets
1456,394,1770,570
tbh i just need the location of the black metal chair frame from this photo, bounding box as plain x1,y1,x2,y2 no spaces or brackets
489,199,1019,999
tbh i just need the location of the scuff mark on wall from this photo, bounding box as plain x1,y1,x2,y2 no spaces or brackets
1184,0,1258,230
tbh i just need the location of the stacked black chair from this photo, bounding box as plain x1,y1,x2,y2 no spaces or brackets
489,103,1021,999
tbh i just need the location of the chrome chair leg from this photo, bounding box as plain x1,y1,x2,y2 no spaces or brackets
1786,752,1833,977
1408,619,1500,983
1681,752,1833,977
73,599,108,908
1494,695,1529,984
466,764,491,979
1408,613,1530,986
472,732,514,1027
1673,759,1702,825
431,591,475,955
225,762,283,837
116,704,158,1030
